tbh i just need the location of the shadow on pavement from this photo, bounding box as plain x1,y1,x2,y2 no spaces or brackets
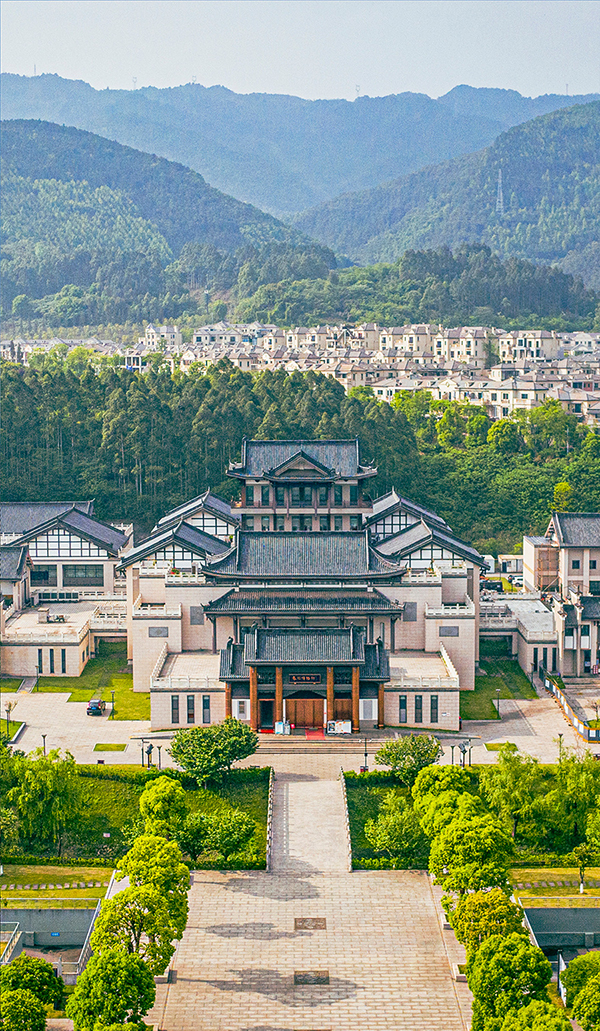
194,967,357,1006
224,871,321,900
204,921,310,941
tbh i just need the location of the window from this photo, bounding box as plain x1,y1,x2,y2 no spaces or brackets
261,516,271,531
49,648,55,673
318,486,329,506
320,516,330,531
334,485,343,506
62,564,104,586
502,408,509,417
202,695,211,724
349,515,360,530
235,699,248,719
275,516,285,531
349,485,358,505
590,581,600,595
261,485,270,506
572,560,581,570
187,695,195,724
414,695,423,723
582,625,590,639
245,485,254,506
171,696,180,724
334,516,343,531
533,647,538,671
242,516,254,530
439,626,459,637
31,565,58,586
61,648,66,674
38,648,43,674
430,695,438,723
399,695,407,723
190,606,204,625
275,486,285,506
590,560,597,570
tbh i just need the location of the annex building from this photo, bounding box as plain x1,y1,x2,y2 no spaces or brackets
118,439,485,733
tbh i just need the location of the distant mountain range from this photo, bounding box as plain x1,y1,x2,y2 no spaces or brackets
1,73,598,217
0,120,332,321
293,102,600,289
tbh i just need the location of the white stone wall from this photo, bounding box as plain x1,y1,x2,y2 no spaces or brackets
383,688,460,731
150,687,226,731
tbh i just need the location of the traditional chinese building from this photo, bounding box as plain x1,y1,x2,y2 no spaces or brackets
118,439,485,733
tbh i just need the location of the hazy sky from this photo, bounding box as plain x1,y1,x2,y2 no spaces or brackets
2,0,599,100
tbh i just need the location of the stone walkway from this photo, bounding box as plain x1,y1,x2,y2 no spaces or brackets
149,771,466,1030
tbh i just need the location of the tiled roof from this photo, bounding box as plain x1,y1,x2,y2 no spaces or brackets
0,501,94,535
220,628,389,680
230,438,375,478
552,513,600,548
117,520,228,569
13,509,127,555
375,520,485,566
0,544,29,581
206,531,405,579
155,490,239,530
368,491,450,530
205,588,402,614
582,597,600,620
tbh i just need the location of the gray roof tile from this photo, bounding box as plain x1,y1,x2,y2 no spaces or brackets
230,438,375,478
205,588,402,614
0,501,94,535
0,545,29,581
206,531,405,579
553,514,600,548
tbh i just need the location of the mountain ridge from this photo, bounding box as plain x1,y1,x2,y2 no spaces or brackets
2,73,598,216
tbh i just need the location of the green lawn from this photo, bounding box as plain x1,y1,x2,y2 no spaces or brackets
0,679,20,693
93,742,127,751
0,863,113,908
1,719,22,740
35,642,149,720
344,775,409,863
461,654,537,720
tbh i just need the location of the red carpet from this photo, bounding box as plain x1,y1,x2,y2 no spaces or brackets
305,729,325,740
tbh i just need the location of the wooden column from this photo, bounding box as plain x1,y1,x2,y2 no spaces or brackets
378,682,385,729
326,666,334,725
249,667,258,732
352,665,360,733
225,682,232,719
275,666,283,724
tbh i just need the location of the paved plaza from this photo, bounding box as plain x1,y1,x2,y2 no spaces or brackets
148,772,468,1031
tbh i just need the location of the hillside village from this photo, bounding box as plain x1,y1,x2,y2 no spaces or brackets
4,320,600,425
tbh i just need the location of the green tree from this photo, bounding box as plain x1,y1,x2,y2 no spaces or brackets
0,989,47,1031
90,884,177,976
0,807,20,853
66,951,155,1030
203,807,256,860
499,1000,571,1030
553,481,574,511
542,751,600,849
217,717,259,772
116,835,190,933
375,734,443,788
174,811,210,865
479,744,542,840
560,951,600,1008
429,813,513,902
412,764,476,809
466,932,552,1031
7,749,80,852
417,789,486,839
138,775,187,837
436,404,466,449
488,419,522,454
573,973,600,1031
572,842,596,893
0,954,65,1007
364,791,429,865
451,888,526,955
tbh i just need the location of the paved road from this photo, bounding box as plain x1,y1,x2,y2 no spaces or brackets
148,770,467,1031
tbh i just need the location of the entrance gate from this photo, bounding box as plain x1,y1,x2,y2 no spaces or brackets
286,697,324,729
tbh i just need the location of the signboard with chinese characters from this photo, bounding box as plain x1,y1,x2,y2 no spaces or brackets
289,673,321,684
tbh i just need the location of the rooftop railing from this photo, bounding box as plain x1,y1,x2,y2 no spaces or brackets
132,598,181,619
425,599,476,618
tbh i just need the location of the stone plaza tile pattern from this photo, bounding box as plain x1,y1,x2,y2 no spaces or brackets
149,868,467,1031
149,775,466,1030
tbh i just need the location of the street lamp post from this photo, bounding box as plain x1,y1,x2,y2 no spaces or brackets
42,733,47,756
496,688,501,718
558,732,563,763
140,738,146,767
450,744,455,765
157,745,162,770
110,690,115,720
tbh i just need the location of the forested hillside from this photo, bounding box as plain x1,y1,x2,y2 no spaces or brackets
2,74,597,216
3,354,600,554
235,245,600,330
0,120,334,323
293,103,600,287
